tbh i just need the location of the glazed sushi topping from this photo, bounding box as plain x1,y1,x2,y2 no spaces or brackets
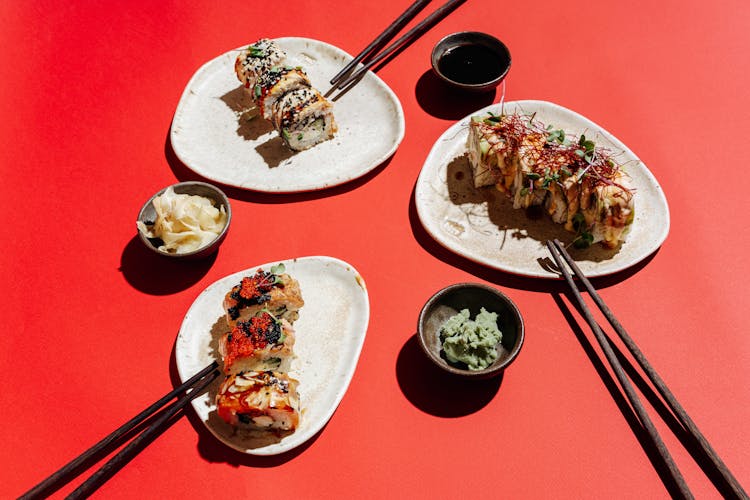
467,111,635,248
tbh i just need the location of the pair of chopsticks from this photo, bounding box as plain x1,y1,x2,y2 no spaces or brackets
326,0,467,99
546,239,747,499
20,362,220,500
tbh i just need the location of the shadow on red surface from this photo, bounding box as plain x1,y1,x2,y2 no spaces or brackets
119,236,216,295
396,334,502,417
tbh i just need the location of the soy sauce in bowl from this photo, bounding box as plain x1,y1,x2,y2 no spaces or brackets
438,44,507,85
431,32,512,92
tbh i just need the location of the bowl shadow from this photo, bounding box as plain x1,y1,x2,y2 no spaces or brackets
396,334,503,417
415,70,499,120
119,236,216,295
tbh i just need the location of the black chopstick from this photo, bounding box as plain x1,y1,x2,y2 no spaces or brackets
328,0,467,95
66,367,220,499
329,0,432,87
546,240,693,499
20,361,219,500
547,240,748,499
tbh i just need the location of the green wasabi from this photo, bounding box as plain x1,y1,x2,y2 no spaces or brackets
439,307,503,371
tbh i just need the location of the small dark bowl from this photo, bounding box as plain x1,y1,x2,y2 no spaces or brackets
431,31,512,93
418,283,524,379
136,181,231,260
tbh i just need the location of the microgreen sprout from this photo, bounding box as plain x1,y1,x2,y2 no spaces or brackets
270,263,286,284
546,128,567,144
575,134,597,164
571,213,594,248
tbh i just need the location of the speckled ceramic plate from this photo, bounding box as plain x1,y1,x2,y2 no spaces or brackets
175,256,369,455
415,100,670,278
170,38,405,193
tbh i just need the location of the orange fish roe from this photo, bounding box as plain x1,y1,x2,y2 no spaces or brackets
237,269,279,301
223,312,282,369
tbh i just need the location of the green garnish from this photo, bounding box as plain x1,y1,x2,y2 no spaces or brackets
574,232,594,248
571,213,593,248
546,128,566,144
248,46,266,57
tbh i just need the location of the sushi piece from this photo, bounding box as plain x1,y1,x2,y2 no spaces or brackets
545,173,580,228
466,117,506,188
219,311,296,375
223,266,304,328
216,371,300,432
253,66,312,120
578,170,635,248
511,132,548,209
273,86,337,151
235,39,286,90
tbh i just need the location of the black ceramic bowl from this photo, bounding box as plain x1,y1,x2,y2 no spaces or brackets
136,181,231,260
418,283,524,379
431,31,512,92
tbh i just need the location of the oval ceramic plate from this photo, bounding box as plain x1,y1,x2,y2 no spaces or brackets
175,256,369,455
415,100,670,278
170,38,405,193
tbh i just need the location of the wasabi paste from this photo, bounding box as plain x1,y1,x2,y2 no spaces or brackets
439,307,503,370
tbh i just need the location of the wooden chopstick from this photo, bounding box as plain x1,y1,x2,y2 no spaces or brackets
328,0,467,96
20,361,219,500
66,367,220,499
329,0,432,87
545,240,693,499
547,239,748,499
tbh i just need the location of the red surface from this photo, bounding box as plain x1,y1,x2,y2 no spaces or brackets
2,0,749,498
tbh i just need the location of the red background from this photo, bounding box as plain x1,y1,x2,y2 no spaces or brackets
2,0,748,498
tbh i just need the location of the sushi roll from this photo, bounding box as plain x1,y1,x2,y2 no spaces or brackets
511,132,548,209
235,39,286,90
223,266,304,328
578,170,635,248
545,174,580,228
535,144,580,225
253,66,312,120
465,110,635,248
233,37,337,151
216,371,300,432
273,86,337,151
219,311,296,375
466,117,506,188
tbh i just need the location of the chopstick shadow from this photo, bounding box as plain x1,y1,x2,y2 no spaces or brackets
395,334,503,417
552,293,745,498
163,126,393,204
603,326,745,498
550,292,688,498
23,402,191,499
167,340,320,467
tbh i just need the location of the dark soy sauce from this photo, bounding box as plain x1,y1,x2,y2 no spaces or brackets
438,44,508,84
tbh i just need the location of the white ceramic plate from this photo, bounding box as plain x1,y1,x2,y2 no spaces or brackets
175,256,369,455
170,38,405,193
415,100,670,278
